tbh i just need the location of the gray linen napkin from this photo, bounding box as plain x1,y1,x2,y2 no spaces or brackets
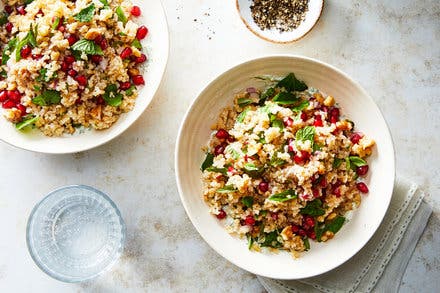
257,178,432,293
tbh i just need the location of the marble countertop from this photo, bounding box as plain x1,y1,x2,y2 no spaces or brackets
0,0,439,292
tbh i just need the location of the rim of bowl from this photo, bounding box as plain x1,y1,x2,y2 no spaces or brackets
175,54,395,279
26,185,126,283
0,0,170,155
235,0,324,44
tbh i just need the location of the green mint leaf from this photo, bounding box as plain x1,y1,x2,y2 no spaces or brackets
0,69,6,78
260,231,282,248
2,37,17,65
103,84,122,106
345,157,351,170
15,115,38,130
300,199,325,216
269,152,286,167
217,185,236,193
37,68,57,83
271,118,284,130
15,24,37,61
314,224,325,242
118,32,127,36
244,163,259,172
0,12,8,26
272,92,299,105
276,73,308,92
303,237,310,250
259,87,275,105
205,166,227,175
237,97,252,107
291,100,309,112
131,39,142,50
32,90,61,106
242,196,254,208
71,39,103,55
74,4,95,22
268,190,297,202
125,85,136,96
237,108,249,123
33,85,41,91
296,126,315,145
24,0,34,4
326,216,345,234
201,153,214,171
349,156,367,167
243,163,265,178
116,6,128,24
333,157,343,168
52,17,60,30
247,234,254,250
225,145,241,159
99,0,109,6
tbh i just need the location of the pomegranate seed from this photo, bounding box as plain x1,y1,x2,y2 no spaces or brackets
67,34,77,46
300,150,310,160
16,5,26,15
291,225,300,233
60,61,70,72
7,90,21,103
245,215,255,226
5,22,13,33
330,115,338,124
4,5,13,14
2,100,15,109
91,55,102,63
307,231,316,240
320,177,327,188
119,82,131,90
227,166,235,173
32,54,43,60
37,9,44,16
99,38,108,50
215,174,224,181
333,186,342,197
227,136,235,143
134,53,147,64
304,216,315,228
131,5,141,17
320,106,329,113
75,75,87,86
271,213,278,220
294,154,304,164
350,133,363,144
0,91,7,102
17,104,26,115
75,97,82,105
216,209,227,220
20,45,31,59
283,117,293,127
330,107,340,119
357,165,369,176
356,182,369,193
68,69,77,77
136,25,148,40
94,35,103,44
300,112,307,121
120,47,132,59
314,115,323,127
298,229,306,237
96,96,105,105
65,55,75,64
312,188,320,198
132,75,145,85
258,181,269,192
58,25,65,32
215,129,229,139
214,144,225,156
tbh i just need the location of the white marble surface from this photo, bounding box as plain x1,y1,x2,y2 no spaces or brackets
0,0,439,292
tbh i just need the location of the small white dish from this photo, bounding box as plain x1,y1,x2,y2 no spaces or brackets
0,0,169,154
175,55,395,279
236,0,324,43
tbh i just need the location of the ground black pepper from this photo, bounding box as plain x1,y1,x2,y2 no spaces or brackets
250,0,309,32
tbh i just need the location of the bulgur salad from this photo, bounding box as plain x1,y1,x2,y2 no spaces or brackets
0,0,149,136
201,73,375,257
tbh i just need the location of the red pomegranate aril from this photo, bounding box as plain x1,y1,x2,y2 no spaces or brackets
356,182,369,193
304,216,315,228
283,117,293,127
119,82,131,90
5,22,13,33
245,215,255,226
68,69,77,77
0,91,7,102
258,181,269,192
67,34,77,46
17,5,26,15
214,144,225,156
4,5,13,14
91,55,102,63
96,96,105,105
307,231,316,240
32,54,43,60
215,129,229,139
356,165,369,176
65,55,75,64
216,209,227,220
60,61,70,72
312,188,320,198
75,75,87,86
75,97,82,105
320,177,327,188
300,112,307,121
298,229,307,237
350,133,363,144
7,90,21,103
314,115,323,127
136,25,148,40
120,47,132,59
271,213,278,220
2,100,15,109
134,53,147,64
291,225,300,233
99,38,108,50
333,186,342,197
20,45,31,58
94,35,103,44
17,104,26,115
294,154,304,164
132,75,145,85
37,9,43,16
131,5,141,17
330,107,340,118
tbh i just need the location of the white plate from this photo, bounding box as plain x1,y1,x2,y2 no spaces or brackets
0,0,169,154
236,0,324,43
175,55,395,279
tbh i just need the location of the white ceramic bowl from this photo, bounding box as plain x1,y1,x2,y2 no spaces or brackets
175,55,395,279
236,0,324,43
0,0,169,154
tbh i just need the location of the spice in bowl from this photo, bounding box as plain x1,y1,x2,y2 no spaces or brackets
250,0,309,32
